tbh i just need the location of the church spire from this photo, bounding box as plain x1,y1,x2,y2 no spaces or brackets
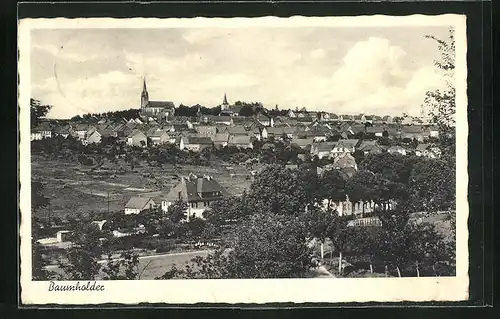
223,93,228,105
141,77,149,108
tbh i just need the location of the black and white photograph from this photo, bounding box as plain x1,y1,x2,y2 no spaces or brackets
19,15,468,304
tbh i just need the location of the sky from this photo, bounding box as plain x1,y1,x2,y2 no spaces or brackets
30,26,451,119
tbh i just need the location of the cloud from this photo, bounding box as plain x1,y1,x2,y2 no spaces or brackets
29,28,451,118
310,48,326,59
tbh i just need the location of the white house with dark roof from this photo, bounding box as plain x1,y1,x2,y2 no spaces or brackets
126,129,148,147
227,135,253,149
161,174,231,219
331,139,359,155
179,136,213,152
125,196,156,215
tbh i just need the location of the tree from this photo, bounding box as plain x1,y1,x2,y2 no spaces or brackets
101,251,140,280
423,29,456,163
165,200,188,224
325,215,360,275
247,165,307,215
317,169,347,210
30,98,52,128
158,213,314,279
58,223,107,280
408,158,455,212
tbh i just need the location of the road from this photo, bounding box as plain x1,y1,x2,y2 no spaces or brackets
46,250,212,280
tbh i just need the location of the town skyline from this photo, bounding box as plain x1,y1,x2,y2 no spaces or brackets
30,26,451,119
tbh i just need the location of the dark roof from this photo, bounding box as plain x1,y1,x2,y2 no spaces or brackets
164,176,231,202
125,197,155,209
416,143,430,151
186,136,213,145
296,117,313,122
146,101,175,108
228,135,251,145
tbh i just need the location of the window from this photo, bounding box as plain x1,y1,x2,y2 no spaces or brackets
178,191,182,199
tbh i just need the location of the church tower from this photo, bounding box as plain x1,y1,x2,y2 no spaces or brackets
221,93,229,111
141,77,149,109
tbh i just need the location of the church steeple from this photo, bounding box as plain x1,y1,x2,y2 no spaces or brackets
223,93,228,105
141,77,149,108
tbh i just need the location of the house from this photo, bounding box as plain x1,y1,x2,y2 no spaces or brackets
256,114,273,127
282,126,297,139
212,133,229,149
353,114,366,123
265,127,285,139
126,129,148,147
227,135,253,149
290,138,314,150
387,145,407,156
72,124,91,140
329,114,340,121
341,115,353,122
331,139,359,155
310,142,336,159
332,153,358,170
357,140,383,155
161,174,231,219
31,122,53,140
179,136,213,152
195,125,217,137
124,196,156,215
366,126,386,137
85,129,103,144
287,110,297,118
204,115,233,126
147,128,171,145
382,115,393,124
226,126,248,136
53,125,71,138
401,125,426,141
415,144,441,158
296,117,314,125
364,115,374,124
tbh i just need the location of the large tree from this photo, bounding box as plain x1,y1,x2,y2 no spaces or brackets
158,213,314,279
30,98,52,128
423,29,456,162
247,165,308,215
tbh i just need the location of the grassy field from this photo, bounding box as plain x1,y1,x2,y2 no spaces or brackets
31,156,253,220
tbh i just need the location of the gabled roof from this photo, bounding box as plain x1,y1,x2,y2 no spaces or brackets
416,143,430,151
164,175,231,202
73,123,90,131
227,126,247,135
127,129,147,139
366,126,386,133
335,139,359,149
186,136,213,145
125,197,155,209
291,138,314,147
296,117,313,122
146,101,175,108
213,133,229,143
312,142,336,152
228,135,251,145
402,125,426,133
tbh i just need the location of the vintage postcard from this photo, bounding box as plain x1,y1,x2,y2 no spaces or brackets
19,15,468,305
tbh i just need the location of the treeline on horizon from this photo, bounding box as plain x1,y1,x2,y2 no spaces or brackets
60,101,290,122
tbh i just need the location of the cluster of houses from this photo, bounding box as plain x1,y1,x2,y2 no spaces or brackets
32,80,441,158
31,110,442,159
